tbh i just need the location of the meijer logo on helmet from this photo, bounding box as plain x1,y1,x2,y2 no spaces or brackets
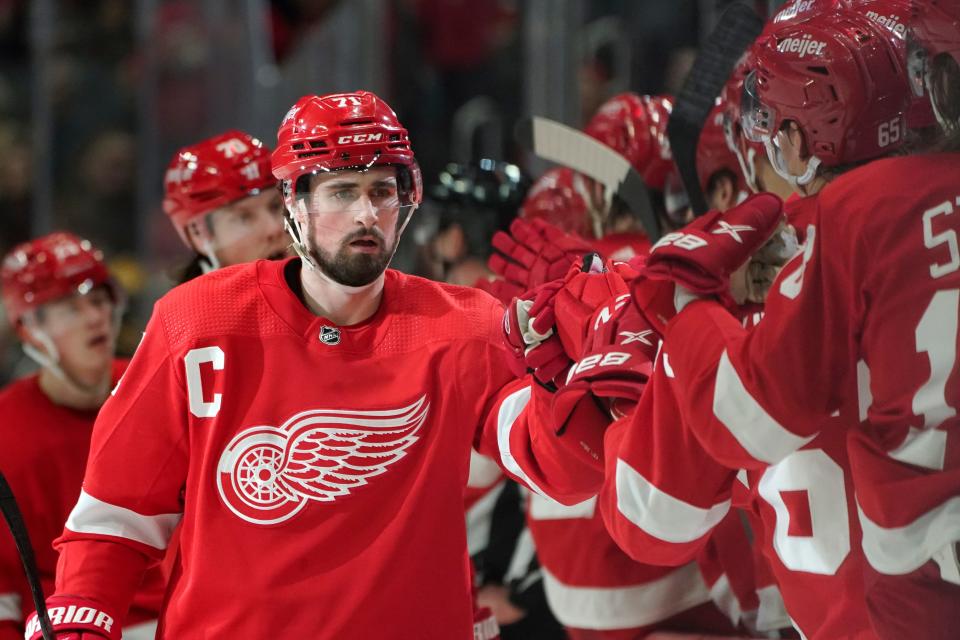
337,133,383,144
777,34,828,58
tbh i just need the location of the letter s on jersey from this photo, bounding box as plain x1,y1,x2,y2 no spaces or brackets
185,346,224,418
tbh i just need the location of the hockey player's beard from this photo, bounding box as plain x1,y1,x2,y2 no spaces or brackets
310,228,397,287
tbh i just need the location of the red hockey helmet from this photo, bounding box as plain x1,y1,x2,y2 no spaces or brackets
518,167,595,238
765,0,850,34
163,130,276,247
1,232,117,330
584,93,676,191
905,0,960,133
697,99,745,195
849,0,937,129
271,91,422,206
742,10,911,184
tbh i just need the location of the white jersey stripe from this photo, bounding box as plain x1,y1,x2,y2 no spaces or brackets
496,386,553,499
65,490,181,550
713,350,816,464
615,458,730,544
542,562,711,629
857,497,960,575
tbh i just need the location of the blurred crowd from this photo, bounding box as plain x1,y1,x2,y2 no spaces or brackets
0,0,711,380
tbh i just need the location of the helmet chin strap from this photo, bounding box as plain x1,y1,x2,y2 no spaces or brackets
764,137,822,191
199,240,222,273
22,329,107,398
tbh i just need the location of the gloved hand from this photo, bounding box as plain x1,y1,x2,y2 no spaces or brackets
487,218,592,304
24,596,121,640
549,294,658,467
631,193,789,334
501,254,629,388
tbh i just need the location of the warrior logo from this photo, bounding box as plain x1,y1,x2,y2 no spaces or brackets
216,395,429,525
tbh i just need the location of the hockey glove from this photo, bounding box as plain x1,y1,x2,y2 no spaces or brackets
488,218,592,298
24,596,121,640
501,254,628,388
549,295,657,468
631,192,788,334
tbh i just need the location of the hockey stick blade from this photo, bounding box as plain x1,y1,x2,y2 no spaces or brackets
0,472,55,640
668,3,764,216
516,116,661,241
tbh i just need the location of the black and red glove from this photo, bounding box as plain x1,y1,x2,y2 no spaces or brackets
631,192,788,334
484,218,593,305
24,596,121,640
549,295,658,468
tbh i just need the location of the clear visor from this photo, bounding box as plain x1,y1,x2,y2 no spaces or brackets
928,53,960,133
724,108,760,193
906,33,930,99
740,71,778,143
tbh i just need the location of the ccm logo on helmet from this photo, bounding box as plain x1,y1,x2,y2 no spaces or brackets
777,34,828,58
337,133,383,145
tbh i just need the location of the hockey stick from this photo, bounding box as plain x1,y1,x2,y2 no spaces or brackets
515,116,661,241
0,472,55,640
667,3,764,216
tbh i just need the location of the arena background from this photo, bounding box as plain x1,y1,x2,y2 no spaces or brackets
0,0,786,380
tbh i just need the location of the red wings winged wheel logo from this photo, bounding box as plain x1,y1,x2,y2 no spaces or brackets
216,395,429,525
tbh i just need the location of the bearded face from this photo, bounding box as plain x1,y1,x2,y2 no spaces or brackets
293,167,413,286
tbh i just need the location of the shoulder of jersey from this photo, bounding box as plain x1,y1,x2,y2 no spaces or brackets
391,271,503,343
155,261,290,350
820,154,950,217
0,373,42,417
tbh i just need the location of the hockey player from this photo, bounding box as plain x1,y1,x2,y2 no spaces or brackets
0,233,163,640
486,95,773,637
621,3,960,638
162,129,290,282
23,91,569,639
481,93,677,309
509,8,929,636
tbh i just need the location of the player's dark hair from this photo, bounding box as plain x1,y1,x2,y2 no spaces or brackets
705,169,737,201
172,254,207,285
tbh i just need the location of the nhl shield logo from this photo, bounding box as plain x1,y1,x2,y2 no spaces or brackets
319,326,340,345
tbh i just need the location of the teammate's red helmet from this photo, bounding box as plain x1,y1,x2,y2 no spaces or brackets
518,167,594,238
906,0,960,132
743,10,911,174
271,91,422,206
163,130,275,247
1,232,115,329
849,0,937,129
765,0,849,34
584,93,676,191
697,100,744,195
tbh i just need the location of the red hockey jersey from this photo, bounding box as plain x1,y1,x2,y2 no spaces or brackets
661,154,960,601
0,363,164,640
53,259,538,639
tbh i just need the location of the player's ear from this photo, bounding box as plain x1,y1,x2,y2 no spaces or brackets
710,174,736,212
786,122,809,161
